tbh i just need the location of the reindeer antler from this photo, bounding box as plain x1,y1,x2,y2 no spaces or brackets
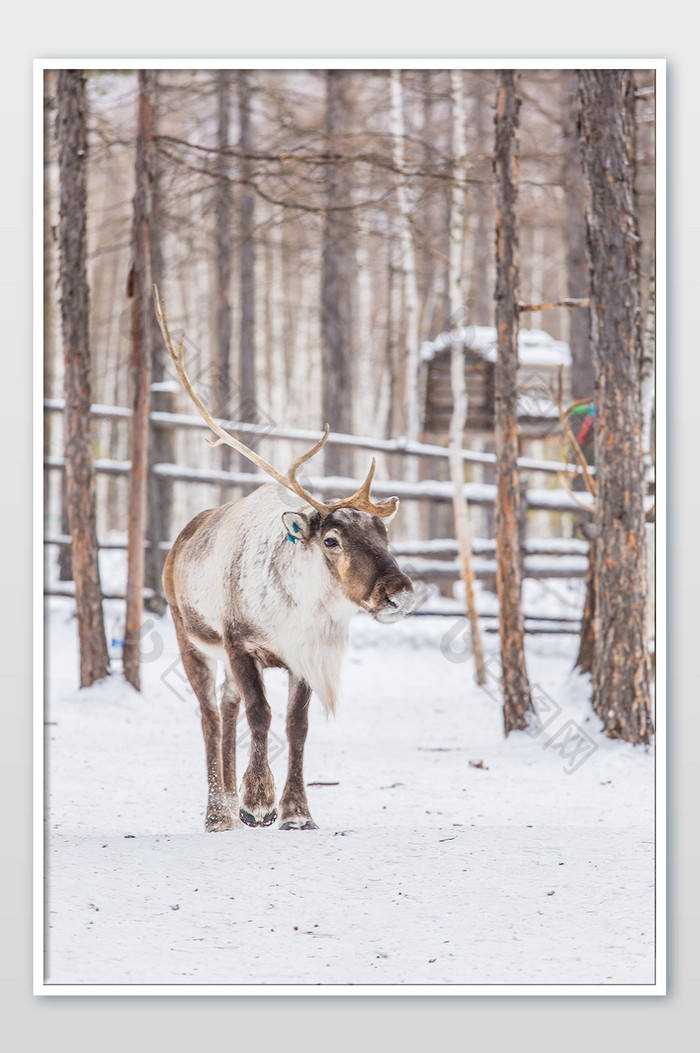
153,286,399,519
288,441,398,518
153,285,292,488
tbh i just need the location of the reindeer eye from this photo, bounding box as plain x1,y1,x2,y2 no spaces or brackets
324,537,339,549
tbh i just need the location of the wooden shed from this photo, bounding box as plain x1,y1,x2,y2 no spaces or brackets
420,325,571,442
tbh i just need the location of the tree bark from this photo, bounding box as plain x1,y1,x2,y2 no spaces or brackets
493,71,533,734
214,70,234,490
51,70,75,584
57,69,110,687
578,70,653,744
448,71,485,683
472,78,493,327
124,71,155,690
145,72,172,614
44,73,57,509
640,259,655,472
561,72,594,400
321,70,354,478
390,70,421,536
239,70,256,436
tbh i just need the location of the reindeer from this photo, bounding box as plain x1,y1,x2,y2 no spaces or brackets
153,288,415,831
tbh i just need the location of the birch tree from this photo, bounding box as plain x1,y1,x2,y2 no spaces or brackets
493,71,533,733
447,70,484,683
57,69,110,687
578,69,652,744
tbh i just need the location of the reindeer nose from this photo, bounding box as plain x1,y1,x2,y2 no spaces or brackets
370,568,415,622
374,570,413,604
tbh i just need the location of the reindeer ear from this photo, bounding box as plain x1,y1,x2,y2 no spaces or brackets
282,510,313,543
379,498,400,525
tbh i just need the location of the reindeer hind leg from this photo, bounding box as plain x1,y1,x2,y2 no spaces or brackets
220,668,244,826
171,609,236,832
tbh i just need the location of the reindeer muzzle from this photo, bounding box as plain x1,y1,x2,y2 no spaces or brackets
372,582,416,624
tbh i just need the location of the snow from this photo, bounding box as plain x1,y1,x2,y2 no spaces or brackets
43,589,656,989
420,325,571,367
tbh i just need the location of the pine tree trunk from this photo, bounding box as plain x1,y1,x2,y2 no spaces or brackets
214,70,234,490
239,70,256,441
640,261,655,472
578,70,653,744
448,70,485,682
493,71,533,734
44,73,56,516
561,72,593,400
390,69,421,537
57,69,110,687
472,79,493,327
145,72,172,614
321,70,354,478
124,71,155,691
54,78,73,583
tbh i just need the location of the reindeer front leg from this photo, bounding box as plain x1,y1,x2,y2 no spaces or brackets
225,645,277,827
279,674,318,830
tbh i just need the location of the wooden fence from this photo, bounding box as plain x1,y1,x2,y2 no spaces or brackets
44,397,608,627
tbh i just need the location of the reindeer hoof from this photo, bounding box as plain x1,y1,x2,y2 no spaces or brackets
205,814,237,832
279,818,319,831
239,806,278,828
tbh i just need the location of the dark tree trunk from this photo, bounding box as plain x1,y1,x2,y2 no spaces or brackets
238,70,256,444
57,464,74,581
561,72,593,400
473,81,493,327
493,71,533,735
419,70,450,340
57,69,110,687
124,71,155,690
214,70,234,492
578,70,653,744
53,70,73,583
145,72,171,615
44,73,58,530
321,70,354,477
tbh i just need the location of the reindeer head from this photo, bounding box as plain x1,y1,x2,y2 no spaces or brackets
281,505,415,623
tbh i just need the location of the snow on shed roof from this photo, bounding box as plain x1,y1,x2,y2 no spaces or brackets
420,325,571,367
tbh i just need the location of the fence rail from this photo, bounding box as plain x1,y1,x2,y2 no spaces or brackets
44,532,590,581
44,455,596,515
43,398,593,477
44,397,609,620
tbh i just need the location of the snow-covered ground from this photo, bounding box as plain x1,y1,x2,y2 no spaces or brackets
43,580,656,989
